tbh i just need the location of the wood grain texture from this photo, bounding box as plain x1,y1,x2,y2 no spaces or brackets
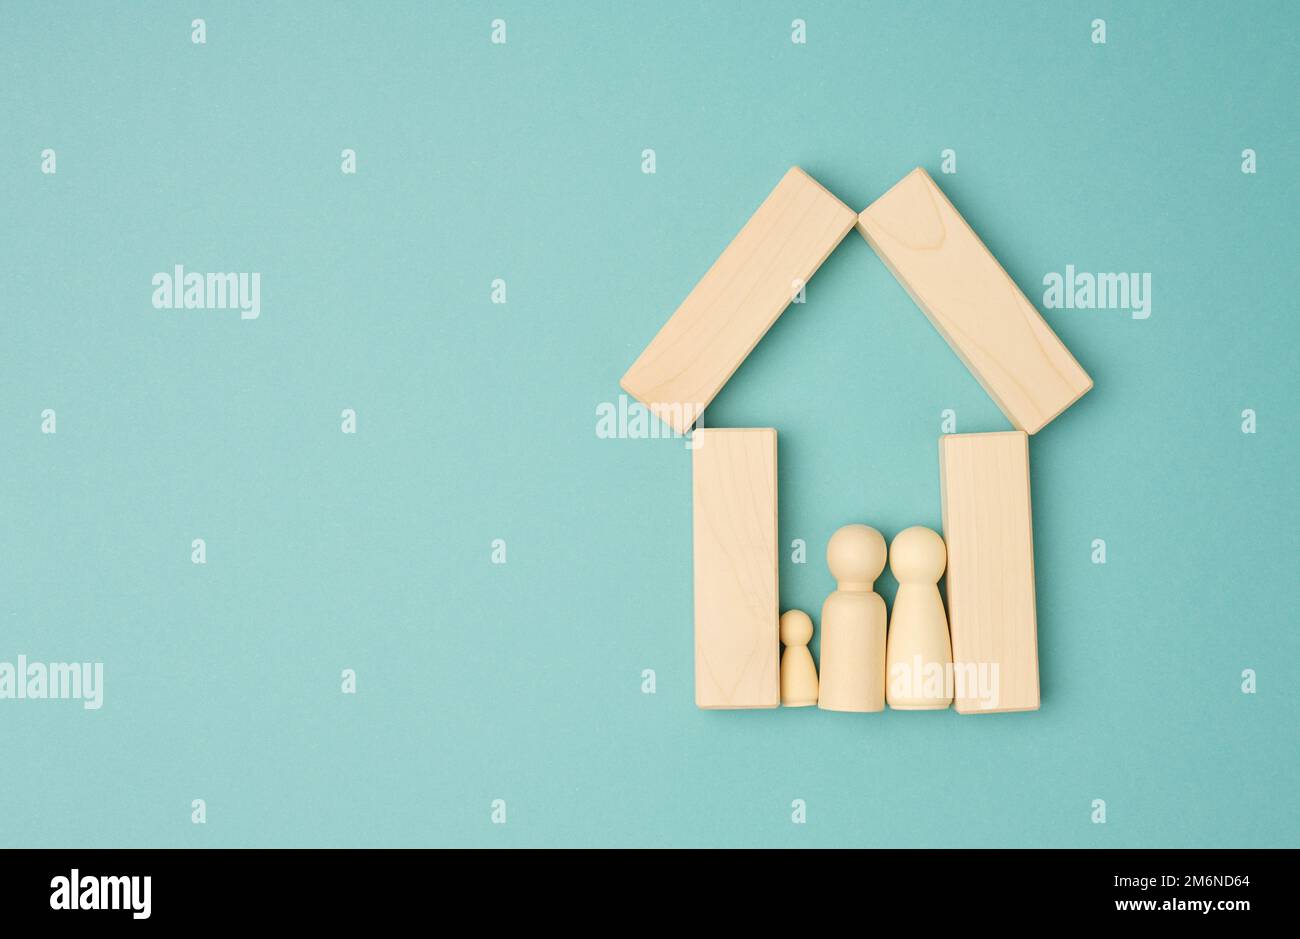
939,431,1040,714
622,168,856,435
692,428,779,709
858,168,1092,435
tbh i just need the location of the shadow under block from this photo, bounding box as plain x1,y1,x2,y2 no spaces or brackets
692,428,779,709
939,431,1040,714
857,168,1092,435
621,167,857,435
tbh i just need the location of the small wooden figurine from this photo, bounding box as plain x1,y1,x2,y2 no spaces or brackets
779,609,818,706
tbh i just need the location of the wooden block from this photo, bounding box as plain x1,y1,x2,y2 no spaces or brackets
858,169,1092,435
939,431,1040,714
692,428,779,709
622,168,857,435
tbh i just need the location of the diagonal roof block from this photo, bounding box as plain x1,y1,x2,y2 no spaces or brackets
620,167,856,435
621,165,1092,437
858,169,1091,434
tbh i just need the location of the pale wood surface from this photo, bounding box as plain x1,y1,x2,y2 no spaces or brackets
939,432,1040,714
622,167,856,435
858,169,1092,435
692,429,779,709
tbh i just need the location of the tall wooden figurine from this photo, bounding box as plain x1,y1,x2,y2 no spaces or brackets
885,526,953,709
817,524,887,712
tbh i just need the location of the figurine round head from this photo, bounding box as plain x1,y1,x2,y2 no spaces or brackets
779,609,813,646
889,526,947,583
826,524,887,588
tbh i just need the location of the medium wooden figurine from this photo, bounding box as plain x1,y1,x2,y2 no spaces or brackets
885,526,953,709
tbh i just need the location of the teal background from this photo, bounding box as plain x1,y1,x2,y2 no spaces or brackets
1,1,1296,847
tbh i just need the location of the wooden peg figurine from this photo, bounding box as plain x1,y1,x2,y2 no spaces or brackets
817,524,887,712
885,526,953,709
779,609,819,706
